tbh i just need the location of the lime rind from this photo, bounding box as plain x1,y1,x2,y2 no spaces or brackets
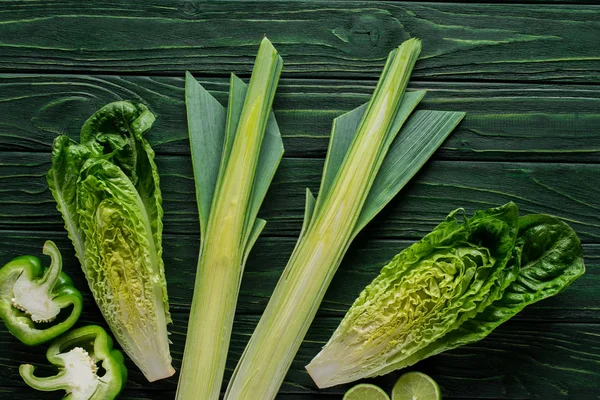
344,383,391,400
392,372,441,400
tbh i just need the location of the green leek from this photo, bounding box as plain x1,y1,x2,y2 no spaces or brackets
225,38,465,399
176,38,284,400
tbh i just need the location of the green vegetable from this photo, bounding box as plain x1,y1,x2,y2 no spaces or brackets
306,203,584,388
47,101,174,381
344,383,390,400
396,213,586,367
225,38,465,399
0,240,82,346
20,325,127,400
392,372,441,400
176,37,283,400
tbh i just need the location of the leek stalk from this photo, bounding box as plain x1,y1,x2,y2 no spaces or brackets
176,38,284,400
225,38,465,399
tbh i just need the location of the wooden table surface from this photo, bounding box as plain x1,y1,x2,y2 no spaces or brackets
0,1,599,399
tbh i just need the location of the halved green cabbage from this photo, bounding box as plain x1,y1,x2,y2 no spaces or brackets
47,101,173,382
306,202,584,388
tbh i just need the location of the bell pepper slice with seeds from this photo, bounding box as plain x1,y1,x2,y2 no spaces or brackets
0,240,83,345
19,325,127,400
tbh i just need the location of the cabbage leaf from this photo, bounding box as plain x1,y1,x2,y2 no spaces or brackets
397,213,586,369
306,203,584,388
47,101,174,382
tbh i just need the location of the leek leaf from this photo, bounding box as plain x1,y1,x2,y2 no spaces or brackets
313,90,425,225
301,188,317,238
321,92,464,238
222,74,247,173
355,109,465,236
185,72,227,236
177,38,283,400
219,73,284,251
244,113,283,249
225,38,465,400
186,71,283,253
243,218,268,266
186,72,280,240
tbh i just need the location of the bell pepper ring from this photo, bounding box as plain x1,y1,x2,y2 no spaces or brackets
20,325,128,400
0,240,83,345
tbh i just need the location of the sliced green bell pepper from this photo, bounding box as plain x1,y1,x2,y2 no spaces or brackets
20,325,128,400
0,240,83,345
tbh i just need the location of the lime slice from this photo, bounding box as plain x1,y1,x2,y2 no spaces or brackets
343,383,391,400
392,372,441,400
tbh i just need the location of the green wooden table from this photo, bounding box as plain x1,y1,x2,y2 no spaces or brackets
1,1,598,399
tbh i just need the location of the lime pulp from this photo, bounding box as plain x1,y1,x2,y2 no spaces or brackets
343,383,391,400
391,371,441,400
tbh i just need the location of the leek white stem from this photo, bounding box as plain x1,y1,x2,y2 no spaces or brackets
176,38,283,400
224,38,422,400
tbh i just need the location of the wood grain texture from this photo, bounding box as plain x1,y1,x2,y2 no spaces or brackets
1,313,598,399
384,0,599,3
0,390,341,400
0,230,596,321
1,75,599,162
1,152,599,241
0,1,598,82
0,2,598,399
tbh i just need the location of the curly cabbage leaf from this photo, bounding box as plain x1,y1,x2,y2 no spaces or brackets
306,202,584,388
397,213,585,368
47,101,173,382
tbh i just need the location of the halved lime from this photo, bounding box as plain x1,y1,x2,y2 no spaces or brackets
343,383,391,400
391,372,441,400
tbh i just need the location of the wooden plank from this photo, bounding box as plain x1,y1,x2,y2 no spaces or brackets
0,231,596,321
0,389,340,400
0,387,505,400
1,75,599,162
0,392,541,400
1,152,599,241
383,0,600,3
0,313,598,399
0,2,598,82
